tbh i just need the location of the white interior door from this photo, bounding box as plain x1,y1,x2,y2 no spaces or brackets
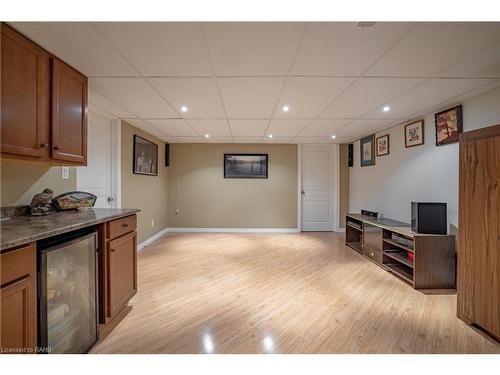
301,144,338,231
77,111,114,208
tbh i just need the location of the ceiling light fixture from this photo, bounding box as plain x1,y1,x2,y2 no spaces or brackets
268,134,274,138
331,135,336,139
180,106,188,113
204,134,210,139
282,105,290,113
383,106,391,112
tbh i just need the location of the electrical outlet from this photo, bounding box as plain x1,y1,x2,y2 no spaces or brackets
61,167,69,180
151,219,155,227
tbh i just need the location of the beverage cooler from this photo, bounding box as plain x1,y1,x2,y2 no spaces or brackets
37,227,99,353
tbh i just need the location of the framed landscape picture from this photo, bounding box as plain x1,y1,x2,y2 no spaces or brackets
376,134,390,156
133,135,158,176
405,120,425,148
360,134,375,167
224,154,268,178
435,105,463,146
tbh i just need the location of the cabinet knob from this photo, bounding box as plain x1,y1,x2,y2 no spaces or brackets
110,248,116,252
122,223,129,228
53,145,61,150
40,143,49,148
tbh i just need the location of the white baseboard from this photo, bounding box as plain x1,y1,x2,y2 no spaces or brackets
137,227,169,251
337,228,346,233
166,227,301,234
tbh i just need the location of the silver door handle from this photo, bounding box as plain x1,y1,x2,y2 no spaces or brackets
107,197,114,202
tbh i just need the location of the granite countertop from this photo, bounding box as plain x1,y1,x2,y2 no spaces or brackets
0,208,140,251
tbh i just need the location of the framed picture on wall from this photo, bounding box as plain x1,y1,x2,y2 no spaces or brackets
435,105,463,146
360,134,375,167
224,154,268,178
133,135,158,176
405,120,425,148
376,134,390,156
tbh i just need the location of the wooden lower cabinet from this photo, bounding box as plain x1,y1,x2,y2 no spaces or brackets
107,231,137,318
99,215,138,325
0,243,37,354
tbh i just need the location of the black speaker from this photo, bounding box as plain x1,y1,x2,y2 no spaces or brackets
411,202,447,234
165,143,170,167
348,144,353,167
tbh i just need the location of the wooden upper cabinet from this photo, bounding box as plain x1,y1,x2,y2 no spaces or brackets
0,23,88,165
51,58,88,164
1,23,50,159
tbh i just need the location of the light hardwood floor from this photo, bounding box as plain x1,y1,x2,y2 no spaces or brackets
92,232,500,354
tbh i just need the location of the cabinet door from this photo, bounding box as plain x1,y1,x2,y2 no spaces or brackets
51,58,88,164
107,231,137,318
1,23,50,158
0,276,37,353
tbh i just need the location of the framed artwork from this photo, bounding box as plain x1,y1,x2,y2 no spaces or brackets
405,120,425,148
435,105,463,146
360,134,375,167
376,134,390,156
224,154,268,179
133,135,158,176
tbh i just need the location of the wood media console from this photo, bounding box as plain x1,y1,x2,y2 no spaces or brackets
345,213,455,290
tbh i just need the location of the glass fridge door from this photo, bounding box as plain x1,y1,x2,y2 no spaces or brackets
40,232,98,354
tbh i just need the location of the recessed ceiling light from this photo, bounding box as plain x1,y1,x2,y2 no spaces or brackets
331,135,336,139
180,106,188,113
383,106,391,112
268,134,274,138
282,105,290,113
204,134,210,139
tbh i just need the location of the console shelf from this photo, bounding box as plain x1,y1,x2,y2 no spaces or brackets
345,213,456,290
384,250,414,268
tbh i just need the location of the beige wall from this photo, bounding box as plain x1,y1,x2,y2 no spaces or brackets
121,121,168,244
167,143,298,228
0,159,76,206
338,144,349,228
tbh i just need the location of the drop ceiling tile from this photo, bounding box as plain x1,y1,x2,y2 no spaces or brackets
440,40,500,78
205,136,234,143
367,22,500,77
291,22,414,76
294,137,336,144
320,77,424,118
233,137,264,143
298,119,352,137
10,22,138,77
148,78,225,118
88,87,134,118
159,136,177,143
229,119,269,137
147,119,198,137
203,22,305,76
335,119,396,139
121,119,166,138
273,77,355,118
94,22,213,76
187,119,231,137
218,77,285,118
174,136,205,143
263,137,294,143
89,78,178,118
267,119,311,137
363,78,495,120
